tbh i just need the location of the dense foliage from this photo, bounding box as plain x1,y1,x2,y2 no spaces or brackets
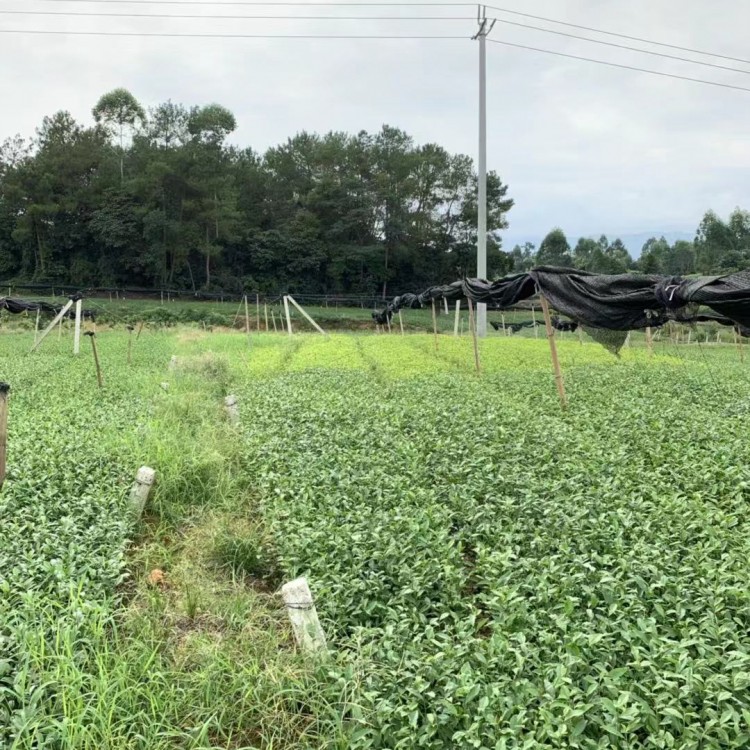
0,91,513,296
236,335,750,748
512,208,750,277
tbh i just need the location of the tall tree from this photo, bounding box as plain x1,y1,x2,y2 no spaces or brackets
537,228,572,266
92,88,145,182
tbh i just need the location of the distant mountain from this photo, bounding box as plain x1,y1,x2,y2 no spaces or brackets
503,230,695,257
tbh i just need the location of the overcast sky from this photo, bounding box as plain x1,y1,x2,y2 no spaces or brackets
1,0,748,252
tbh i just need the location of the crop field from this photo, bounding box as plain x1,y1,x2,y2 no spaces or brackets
2,326,750,749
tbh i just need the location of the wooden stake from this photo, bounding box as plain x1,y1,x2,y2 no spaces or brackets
431,299,438,351
31,299,74,353
532,305,539,338
73,298,83,355
454,300,460,337
30,309,41,352
264,303,269,332
501,313,506,335
281,577,328,656
398,309,404,335
130,466,156,518
232,298,244,328
271,308,278,332
386,314,392,334
244,295,251,345
645,326,653,356
127,325,134,365
0,383,9,491
738,329,745,362
136,320,144,340
443,297,449,315
85,332,103,388
467,299,481,374
284,296,293,336
256,294,261,332
539,295,567,409
287,295,326,335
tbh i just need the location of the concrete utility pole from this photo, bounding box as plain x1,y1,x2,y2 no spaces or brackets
474,8,495,337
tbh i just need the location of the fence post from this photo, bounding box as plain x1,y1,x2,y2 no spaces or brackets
281,577,328,656
130,466,156,517
224,394,240,426
0,383,9,490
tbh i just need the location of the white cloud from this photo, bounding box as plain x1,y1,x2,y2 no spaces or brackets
1,0,748,252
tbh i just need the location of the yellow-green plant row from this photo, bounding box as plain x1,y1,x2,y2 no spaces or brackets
237,334,750,748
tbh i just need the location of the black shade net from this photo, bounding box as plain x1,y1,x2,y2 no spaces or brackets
373,267,750,355
1,296,96,321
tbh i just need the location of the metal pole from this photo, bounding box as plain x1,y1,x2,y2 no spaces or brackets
476,16,490,339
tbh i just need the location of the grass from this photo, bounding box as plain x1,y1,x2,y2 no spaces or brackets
3,325,750,747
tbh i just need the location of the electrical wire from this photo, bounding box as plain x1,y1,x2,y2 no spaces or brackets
484,4,750,66
487,38,750,94
0,27,467,38
0,0,475,5
493,18,750,76
0,9,476,19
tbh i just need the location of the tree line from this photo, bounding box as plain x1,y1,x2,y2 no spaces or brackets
512,208,750,278
0,88,513,297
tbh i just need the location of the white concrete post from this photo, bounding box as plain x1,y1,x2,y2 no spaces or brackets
73,298,83,355
130,466,156,517
281,577,328,656
224,394,239,426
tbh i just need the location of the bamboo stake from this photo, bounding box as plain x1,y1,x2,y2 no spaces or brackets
256,294,261,332
85,332,103,388
287,295,326,335
264,303,269,332
0,383,8,490
232,298,244,328
454,300,460,337
271,308,278,332
31,299,74,353
33,308,41,344
127,325,134,365
539,295,567,409
431,299,438,351
244,295,251,345
398,309,404,335
284,296,293,336
443,297,449,315
467,299,481,374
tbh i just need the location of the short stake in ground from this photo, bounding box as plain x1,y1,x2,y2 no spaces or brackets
539,294,568,409
0,383,9,490
127,325,134,365
281,577,328,657
84,332,103,388
130,466,156,518
224,394,240,426
467,298,481,374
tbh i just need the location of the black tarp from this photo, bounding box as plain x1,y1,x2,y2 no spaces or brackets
0,296,95,321
373,267,750,353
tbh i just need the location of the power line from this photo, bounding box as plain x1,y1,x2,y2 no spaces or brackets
493,18,750,76
485,4,750,66
487,38,750,93
0,27,467,38
0,0,474,5
0,9,476,19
